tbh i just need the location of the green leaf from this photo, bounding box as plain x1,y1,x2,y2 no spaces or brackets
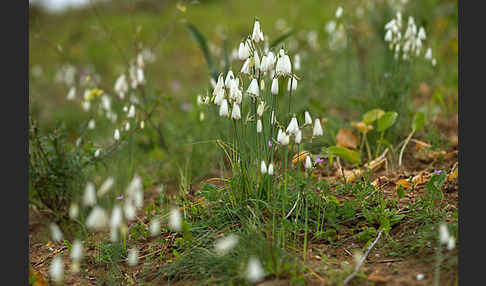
362,109,385,125
326,146,361,164
396,186,405,200
269,29,295,49
187,23,218,80
377,111,398,132
412,112,426,132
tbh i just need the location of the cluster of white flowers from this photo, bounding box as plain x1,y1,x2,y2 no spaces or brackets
325,7,347,51
55,64,77,86
384,12,436,65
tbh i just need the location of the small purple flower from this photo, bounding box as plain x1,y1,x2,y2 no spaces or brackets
434,169,443,175
315,157,323,163
116,194,124,200
268,140,273,147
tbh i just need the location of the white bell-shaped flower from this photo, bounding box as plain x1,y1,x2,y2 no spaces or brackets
287,77,298,91
238,41,250,60
252,20,264,43
257,119,262,133
276,49,292,76
305,155,312,169
247,78,259,96
313,118,323,136
231,103,241,120
271,77,279,95
268,163,274,175
260,161,267,174
219,99,229,117
304,111,312,125
286,117,299,135
295,129,302,144
241,58,251,75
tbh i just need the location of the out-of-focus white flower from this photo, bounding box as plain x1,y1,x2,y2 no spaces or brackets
247,79,260,96
67,87,76,100
86,206,109,231
214,234,239,256
261,161,268,174
326,21,337,34
336,6,343,18
254,50,261,70
88,119,96,130
245,256,265,283
49,255,64,284
432,58,437,66
83,182,96,207
110,205,123,230
127,248,139,266
439,223,450,244
313,118,323,136
268,163,274,175
295,129,302,144
49,223,63,242
425,48,432,60
94,149,101,158
70,240,83,262
252,20,264,42
82,100,90,111
114,74,128,99
150,218,161,236
219,99,229,117
447,236,456,250
271,78,279,95
123,200,136,221
304,111,312,125
257,119,262,133
418,27,426,40
69,203,79,219
286,117,299,135
125,122,130,131
384,29,393,42
136,68,145,85
294,54,301,71
287,77,298,91
168,207,182,231
281,133,290,145
140,120,145,129
238,41,251,60
241,58,251,75
231,103,241,120
127,105,135,118
416,273,424,281
97,177,115,198
114,129,120,141
305,155,312,169
276,49,292,76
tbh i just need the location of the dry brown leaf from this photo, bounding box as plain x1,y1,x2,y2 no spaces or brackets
448,168,458,181
368,271,389,283
395,179,412,190
341,169,362,183
292,151,310,165
29,267,49,286
411,171,427,185
336,128,359,149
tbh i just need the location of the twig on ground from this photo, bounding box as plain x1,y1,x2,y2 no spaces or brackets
343,230,384,285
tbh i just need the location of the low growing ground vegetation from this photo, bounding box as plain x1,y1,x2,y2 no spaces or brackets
29,0,458,285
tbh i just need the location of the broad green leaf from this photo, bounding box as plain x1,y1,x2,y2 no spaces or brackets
377,111,398,132
327,146,361,164
187,23,218,80
412,112,426,132
362,109,385,125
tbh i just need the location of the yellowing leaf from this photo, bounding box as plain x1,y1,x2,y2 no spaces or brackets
351,121,373,134
177,3,187,13
448,168,458,181
395,179,411,190
336,128,359,149
292,151,310,165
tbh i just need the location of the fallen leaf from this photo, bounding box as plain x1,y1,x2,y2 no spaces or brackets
292,151,310,165
395,179,411,190
411,171,427,185
29,267,49,286
368,271,389,283
336,128,359,149
448,168,458,181
351,121,373,134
